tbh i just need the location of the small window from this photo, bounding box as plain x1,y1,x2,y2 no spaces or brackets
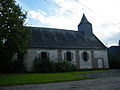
66,52,72,61
83,52,88,61
41,52,47,60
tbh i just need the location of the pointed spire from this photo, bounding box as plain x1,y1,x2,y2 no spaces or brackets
78,14,93,36
79,14,91,25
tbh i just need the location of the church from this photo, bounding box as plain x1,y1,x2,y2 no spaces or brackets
24,14,109,72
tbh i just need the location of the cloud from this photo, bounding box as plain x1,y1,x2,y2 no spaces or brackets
103,32,120,47
94,22,120,47
28,9,80,29
26,0,120,47
28,10,46,22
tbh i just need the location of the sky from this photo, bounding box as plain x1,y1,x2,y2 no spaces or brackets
16,0,120,47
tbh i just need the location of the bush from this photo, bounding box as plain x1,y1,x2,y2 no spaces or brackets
11,53,26,73
0,53,26,73
109,58,120,69
33,57,56,73
33,58,75,73
0,50,13,73
0,59,13,73
55,61,75,72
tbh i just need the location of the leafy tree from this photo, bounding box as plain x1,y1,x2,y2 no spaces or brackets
0,0,29,72
109,58,120,69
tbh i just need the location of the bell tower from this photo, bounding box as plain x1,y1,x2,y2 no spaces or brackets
78,14,93,37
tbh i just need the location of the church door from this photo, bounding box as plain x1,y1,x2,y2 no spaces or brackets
98,58,103,69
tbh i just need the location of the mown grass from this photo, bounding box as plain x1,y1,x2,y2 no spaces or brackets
0,70,110,86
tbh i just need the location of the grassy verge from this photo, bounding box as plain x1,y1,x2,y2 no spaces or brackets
0,70,110,86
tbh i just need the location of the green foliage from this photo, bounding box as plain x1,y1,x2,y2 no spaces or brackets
0,54,13,73
109,58,120,69
33,58,75,73
0,53,26,73
0,0,29,72
33,57,56,73
11,53,26,72
55,61,75,72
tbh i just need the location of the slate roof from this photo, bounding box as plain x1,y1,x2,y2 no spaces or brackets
28,27,106,49
79,14,91,25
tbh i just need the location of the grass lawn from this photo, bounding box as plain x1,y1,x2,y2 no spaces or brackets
0,70,110,86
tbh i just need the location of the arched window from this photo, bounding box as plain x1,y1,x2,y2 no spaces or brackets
83,52,89,61
66,52,72,61
41,52,47,60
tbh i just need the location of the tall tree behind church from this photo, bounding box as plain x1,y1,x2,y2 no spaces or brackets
0,0,29,72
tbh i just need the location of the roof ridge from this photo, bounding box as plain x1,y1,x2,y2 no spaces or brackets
29,26,78,32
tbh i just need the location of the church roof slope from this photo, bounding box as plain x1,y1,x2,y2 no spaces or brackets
28,27,106,49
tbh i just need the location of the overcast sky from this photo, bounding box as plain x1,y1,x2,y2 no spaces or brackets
16,0,120,47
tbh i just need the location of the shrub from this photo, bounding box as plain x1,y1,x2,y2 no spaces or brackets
0,53,26,73
0,59,13,73
55,61,75,72
0,51,13,73
11,53,26,73
33,58,75,73
33,57,56,73
109,58,120,69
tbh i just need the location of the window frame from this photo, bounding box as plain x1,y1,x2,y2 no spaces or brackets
41,52,47,60
66,52,72,61
82,52,88,61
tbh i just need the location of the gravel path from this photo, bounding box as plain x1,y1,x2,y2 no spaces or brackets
79,69,120,78
0,70,120,90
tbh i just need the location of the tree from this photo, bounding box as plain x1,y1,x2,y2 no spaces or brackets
0,0,29,72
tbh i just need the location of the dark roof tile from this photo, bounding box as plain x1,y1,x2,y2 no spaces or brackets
28,27,106,49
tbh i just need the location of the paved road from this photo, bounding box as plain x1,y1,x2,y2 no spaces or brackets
0,70,120,90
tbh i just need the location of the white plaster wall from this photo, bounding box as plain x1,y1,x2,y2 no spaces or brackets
12,53,18,62
79,50,92,69
24,49,37,72
103,50,109,68
94,50,109,68
36,49,58,61
24,49,77,71
24,49,109,72
24,49,59,72
61,50,76,65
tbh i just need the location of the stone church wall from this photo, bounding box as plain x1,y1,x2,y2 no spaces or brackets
79,50,92,69
94,50,109,69
24,49,109,72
